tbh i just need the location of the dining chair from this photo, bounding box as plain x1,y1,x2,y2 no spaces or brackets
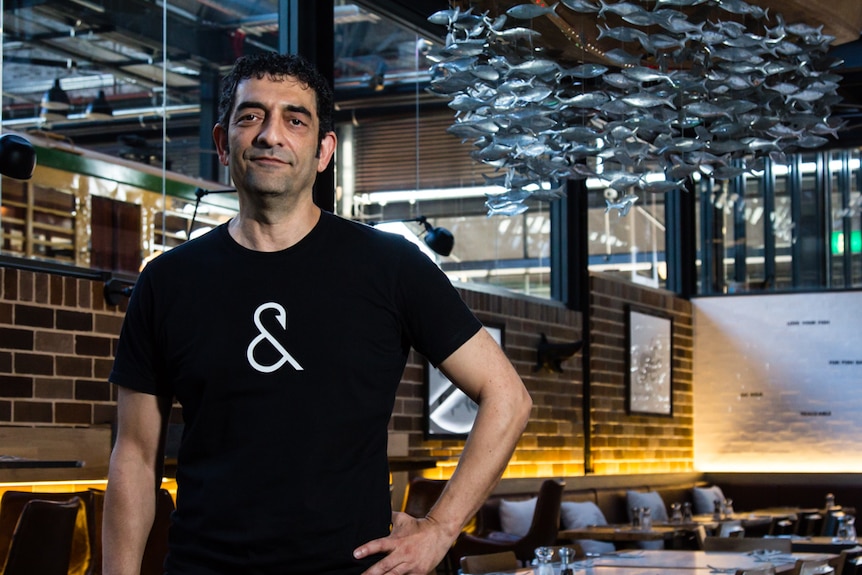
2,496,81,575
400,477,447,519
719,520,745,537
736,567,777,575
770,515,798,536
791,557,835,575
459,550,519,574
702,536,792,553
140,488,175,575
834,545,862,575
0,490,96,575
796,512,824,537
448,479,564,567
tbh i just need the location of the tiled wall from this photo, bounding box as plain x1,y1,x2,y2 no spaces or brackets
0,266,693,479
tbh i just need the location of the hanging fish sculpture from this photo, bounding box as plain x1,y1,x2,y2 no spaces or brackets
427,0,842,216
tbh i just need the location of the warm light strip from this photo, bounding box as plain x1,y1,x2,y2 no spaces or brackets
357,185,506,205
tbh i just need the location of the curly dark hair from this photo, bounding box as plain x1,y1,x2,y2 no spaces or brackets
217,52,334,144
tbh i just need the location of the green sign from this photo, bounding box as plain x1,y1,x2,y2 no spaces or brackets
831,230,862,255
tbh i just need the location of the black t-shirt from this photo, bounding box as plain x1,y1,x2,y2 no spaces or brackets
110,212,481,574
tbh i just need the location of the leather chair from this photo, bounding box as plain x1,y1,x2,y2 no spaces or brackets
401,477,447,519
140,488,175,575
3,497,81,575
460,550,519,574
834,545,862,575
448,479,564,567
0,490,95,575
87,487,173,575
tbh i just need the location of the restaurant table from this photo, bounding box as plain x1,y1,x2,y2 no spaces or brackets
559,524,682,543
0,455,83,469
785,536,860,553
490,550,838,575
587,549,836,573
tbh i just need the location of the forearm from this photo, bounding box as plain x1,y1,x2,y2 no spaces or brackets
102,446,160,575
427,382,532,539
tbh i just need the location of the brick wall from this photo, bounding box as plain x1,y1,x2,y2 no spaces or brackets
588,274,694,474
0,267,124,428
0,266,693,480
400,286,586,480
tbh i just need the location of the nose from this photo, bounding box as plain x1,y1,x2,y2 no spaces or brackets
254,116,285,147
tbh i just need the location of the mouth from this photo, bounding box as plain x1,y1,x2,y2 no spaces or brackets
249,153,290,166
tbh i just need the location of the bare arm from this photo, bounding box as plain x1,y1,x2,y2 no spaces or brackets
354,327,532,574
103,386,171,575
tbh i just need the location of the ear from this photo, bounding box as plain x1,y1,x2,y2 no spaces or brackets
212,123,230,166
316,131,337,173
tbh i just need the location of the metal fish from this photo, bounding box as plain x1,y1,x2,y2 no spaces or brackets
605,194,638,215
506,2,559,20
622,92,677,109
603,48,643,67
559,0,599,13
560,63,609,79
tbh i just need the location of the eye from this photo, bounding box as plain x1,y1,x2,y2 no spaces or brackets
235,111,262,125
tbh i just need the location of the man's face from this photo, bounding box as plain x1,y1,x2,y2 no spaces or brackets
213,75,334,200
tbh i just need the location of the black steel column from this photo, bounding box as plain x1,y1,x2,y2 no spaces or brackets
762,160,776,288
550,180,592,473
732,168,747,286
278,0,336,212
198,67,221,183
665,178,697,297
838,150,853,286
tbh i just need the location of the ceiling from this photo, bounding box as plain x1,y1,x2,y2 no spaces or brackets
3,0,862,174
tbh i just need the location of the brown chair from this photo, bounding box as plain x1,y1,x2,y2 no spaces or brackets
790,558,834,575
693,524,708,549
140,488,175,575
736,568,777,575
702,536,792,553
459,550,519,574
401,477,447,519
448,479,564,567
3,497,81,575
797,512,824,537
0,490,95,575
834,545,862,575
769,516,797,536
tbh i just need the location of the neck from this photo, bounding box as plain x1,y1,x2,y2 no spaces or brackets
228,202,321,252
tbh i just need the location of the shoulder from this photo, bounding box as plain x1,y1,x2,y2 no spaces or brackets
319,212,421,256
143,223,228,270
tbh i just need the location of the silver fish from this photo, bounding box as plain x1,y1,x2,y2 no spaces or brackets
603,48,643,67
505,2,559,20
596,23,648,44
605,194,638,215
622,92,677,109
559,0,600,13
560,63,609,79
638,179,685,194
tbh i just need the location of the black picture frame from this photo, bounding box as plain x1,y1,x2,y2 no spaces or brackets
424,323,504,438
625,306,673,416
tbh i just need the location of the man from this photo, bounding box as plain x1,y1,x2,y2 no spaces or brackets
103,52,531,575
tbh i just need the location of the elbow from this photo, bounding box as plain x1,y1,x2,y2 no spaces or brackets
514,386,532,431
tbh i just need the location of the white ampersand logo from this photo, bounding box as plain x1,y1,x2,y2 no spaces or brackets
246,302,304,373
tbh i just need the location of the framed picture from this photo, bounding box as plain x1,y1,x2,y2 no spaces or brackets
626,306,673,416
424,324,504,438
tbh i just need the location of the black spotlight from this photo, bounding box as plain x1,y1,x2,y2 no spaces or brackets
418,217,454,257
0,134,37,180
